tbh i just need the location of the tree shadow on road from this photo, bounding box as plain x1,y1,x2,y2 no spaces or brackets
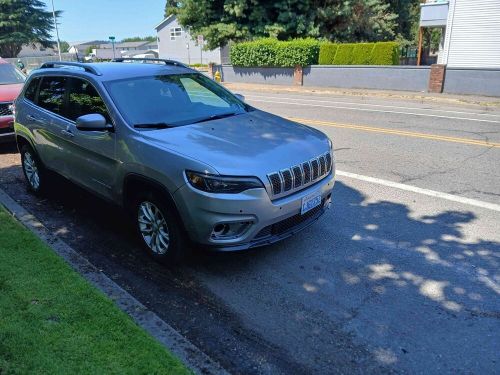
1,148,498,373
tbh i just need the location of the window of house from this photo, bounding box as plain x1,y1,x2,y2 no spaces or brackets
170,27,182,40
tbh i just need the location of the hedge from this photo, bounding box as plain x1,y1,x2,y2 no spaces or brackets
370,42,400,65
318,42,338,65
230,38,320,67
231,39,400,67
351,43,375,65
333,43,355,65
319,41,399,66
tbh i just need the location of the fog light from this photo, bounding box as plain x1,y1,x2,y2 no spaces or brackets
211,221,253,240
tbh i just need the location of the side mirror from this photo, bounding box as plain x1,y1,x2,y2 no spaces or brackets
75,114,112,131
234,93,245,102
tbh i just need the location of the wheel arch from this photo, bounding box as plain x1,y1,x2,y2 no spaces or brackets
122,173,187,231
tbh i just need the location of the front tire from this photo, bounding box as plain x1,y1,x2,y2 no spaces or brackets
133,192,187,264
20,144,46,195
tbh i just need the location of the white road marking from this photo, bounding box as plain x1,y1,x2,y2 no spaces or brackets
244,93,500,118
247,98,500,124
336,170,500,212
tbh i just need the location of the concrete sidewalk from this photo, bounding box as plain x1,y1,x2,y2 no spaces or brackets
223,82,500,108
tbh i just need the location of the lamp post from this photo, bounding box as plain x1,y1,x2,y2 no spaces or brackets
109,36,116,59
50,0,62,61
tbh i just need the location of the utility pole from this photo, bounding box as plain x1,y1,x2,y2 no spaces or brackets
50,0,62,61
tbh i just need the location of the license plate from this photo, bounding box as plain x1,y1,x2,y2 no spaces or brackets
301,191,322,215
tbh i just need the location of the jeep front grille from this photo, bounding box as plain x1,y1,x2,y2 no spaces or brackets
267,152,332,197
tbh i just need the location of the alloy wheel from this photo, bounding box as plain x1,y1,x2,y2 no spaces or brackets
23,151,40,190
137,201,170,254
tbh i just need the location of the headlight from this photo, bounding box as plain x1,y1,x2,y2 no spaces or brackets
185,171,264,194
328,137,333,150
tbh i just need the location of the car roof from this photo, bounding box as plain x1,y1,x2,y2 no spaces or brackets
30,61,195,82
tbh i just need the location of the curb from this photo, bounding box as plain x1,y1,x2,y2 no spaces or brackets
0,187,229,375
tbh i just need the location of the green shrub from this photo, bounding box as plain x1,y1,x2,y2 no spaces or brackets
275,38,320,67
230,38,319,67
333,43,355,65
318,42,338,65
370,42,400,65
230,38,278,67
351,43,375,65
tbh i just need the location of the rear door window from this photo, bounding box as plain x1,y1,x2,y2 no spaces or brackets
37,77,68,116
66,78,111,123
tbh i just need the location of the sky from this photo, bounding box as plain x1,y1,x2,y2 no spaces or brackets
44,0,166,43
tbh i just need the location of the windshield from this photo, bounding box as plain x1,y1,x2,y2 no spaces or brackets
0,64,26,85
105,73,251,127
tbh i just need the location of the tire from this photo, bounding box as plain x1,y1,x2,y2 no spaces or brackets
20,144,47,195
132,192,188,264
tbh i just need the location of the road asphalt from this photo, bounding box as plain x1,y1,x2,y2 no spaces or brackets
0,88,498,374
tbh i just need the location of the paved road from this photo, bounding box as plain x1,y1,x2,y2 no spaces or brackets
0,89,499,374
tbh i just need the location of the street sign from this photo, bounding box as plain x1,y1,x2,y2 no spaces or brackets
197,35,204,44
109,36,115,41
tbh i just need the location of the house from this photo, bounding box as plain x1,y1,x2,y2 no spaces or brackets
17,42,58,58
68,40,106,56
155,15,222,64
419,0,500,68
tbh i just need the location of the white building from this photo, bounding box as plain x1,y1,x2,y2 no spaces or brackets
420,0,500,68
155,15,222,64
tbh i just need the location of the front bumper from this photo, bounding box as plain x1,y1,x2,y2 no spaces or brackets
173,172,335,250
0,116,15,144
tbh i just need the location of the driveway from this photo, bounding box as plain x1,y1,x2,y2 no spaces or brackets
0,90,499,374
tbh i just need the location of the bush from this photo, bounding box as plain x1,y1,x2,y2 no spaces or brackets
275,38,320,67
333,43,355,65
351,43,375,65
370,42,400,65
230,38,320,67
318,42,338,65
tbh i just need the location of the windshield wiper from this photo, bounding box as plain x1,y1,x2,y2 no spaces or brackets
190,112,240,124
134,122,173,129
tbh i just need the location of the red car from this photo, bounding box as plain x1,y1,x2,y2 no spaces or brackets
0,58,25,143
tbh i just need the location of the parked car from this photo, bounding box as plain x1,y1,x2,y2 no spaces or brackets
14,60,335,263
0,58,25,143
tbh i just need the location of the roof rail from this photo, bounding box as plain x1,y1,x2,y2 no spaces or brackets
111,57,190,68
39,61,102,76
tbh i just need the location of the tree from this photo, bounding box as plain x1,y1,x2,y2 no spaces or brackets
59,40,70,53
121,36,156,42
0,0,59,58
164,0,182,17
173,0,398,50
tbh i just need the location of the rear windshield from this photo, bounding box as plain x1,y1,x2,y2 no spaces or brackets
105,73,250,127
0,64,25,85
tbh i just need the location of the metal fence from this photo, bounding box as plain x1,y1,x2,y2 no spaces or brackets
4,53,78,73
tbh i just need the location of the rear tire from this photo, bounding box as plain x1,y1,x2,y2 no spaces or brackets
20,144,46,195
132,192,188,265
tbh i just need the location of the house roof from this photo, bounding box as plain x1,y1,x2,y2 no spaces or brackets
154,15,176,31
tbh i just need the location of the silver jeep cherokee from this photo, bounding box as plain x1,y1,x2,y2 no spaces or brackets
15,60,335,262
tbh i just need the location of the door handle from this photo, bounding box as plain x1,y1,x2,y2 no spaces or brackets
61,129,74,138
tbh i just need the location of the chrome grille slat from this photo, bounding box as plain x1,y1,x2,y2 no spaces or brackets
281,169,293,191
311,159,319,180
267,152,332,198
302,162,311,184
292,166,302,188
319,156,326,175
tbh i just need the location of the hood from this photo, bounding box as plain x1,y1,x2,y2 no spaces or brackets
142,110,330,177
0,83,23,102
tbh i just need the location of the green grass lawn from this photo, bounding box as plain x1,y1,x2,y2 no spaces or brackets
0,206,190,375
